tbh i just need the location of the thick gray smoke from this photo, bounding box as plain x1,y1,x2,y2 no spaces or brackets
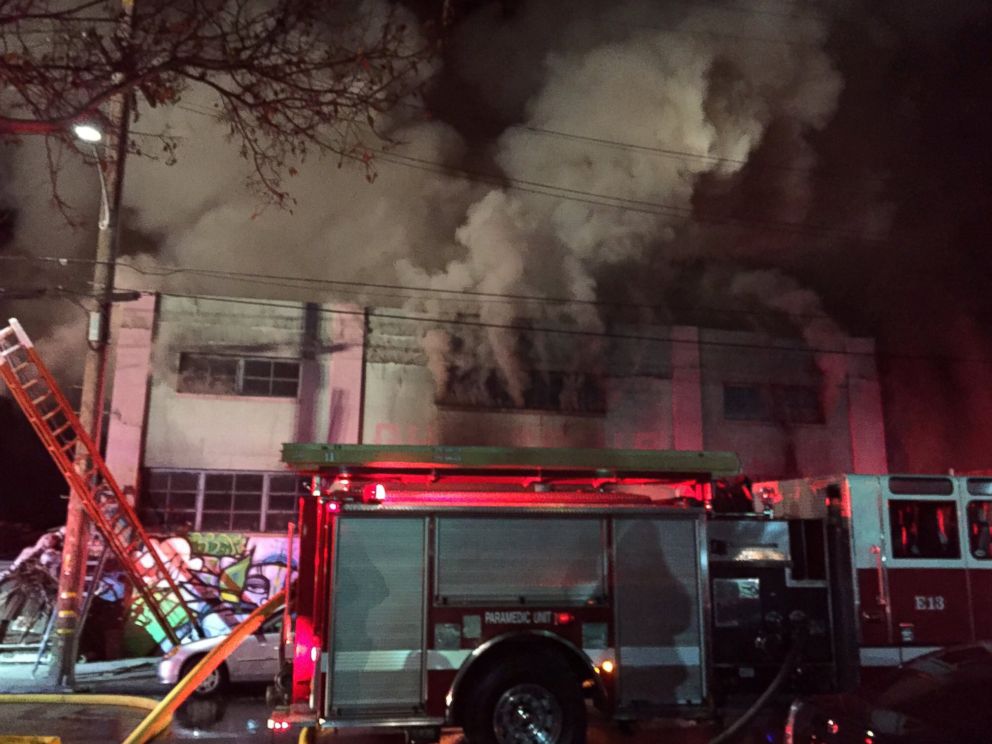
401,0,851,403
2,0,878,412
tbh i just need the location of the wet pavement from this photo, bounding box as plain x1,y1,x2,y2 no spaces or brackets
0,673,788,744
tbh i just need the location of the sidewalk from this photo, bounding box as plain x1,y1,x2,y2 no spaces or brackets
0,657,161,694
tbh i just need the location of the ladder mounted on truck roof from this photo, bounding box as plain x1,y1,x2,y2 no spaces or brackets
282,442,741,484
0,318,199,648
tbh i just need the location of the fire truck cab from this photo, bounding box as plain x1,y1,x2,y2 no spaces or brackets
272,445,835,744
755,474,992,673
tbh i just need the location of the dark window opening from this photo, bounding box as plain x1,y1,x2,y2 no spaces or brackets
724,384,824,425
788,520,827,581
201,473,263,531
888,500,960,559
889,477,954,496
773,386,823,425
724,384,769,421
437,367,605,413
141,471,198,530
267,475,306,533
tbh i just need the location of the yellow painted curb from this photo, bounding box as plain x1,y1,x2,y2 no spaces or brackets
0,737,61,744
0,694,158,711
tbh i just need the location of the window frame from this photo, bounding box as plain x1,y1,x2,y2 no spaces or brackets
141,469,305,533
177,353,301,399
887,498,961,561
966,499,992,560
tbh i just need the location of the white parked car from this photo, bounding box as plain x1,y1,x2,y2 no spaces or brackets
157,609,287,696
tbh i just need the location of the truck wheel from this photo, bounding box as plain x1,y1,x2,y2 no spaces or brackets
465,655,586,744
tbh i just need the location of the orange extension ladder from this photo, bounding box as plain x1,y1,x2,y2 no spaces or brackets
0,317,199,648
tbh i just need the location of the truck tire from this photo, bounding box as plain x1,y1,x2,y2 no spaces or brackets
464,654,586,744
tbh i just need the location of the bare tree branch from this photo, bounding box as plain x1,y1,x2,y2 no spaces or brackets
0,0,432,203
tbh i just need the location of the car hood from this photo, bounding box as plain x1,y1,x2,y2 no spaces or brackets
171,634,225,656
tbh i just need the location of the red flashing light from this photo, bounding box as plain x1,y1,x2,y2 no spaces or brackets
555,612,575,625
827,720,839,735
327,501,339,512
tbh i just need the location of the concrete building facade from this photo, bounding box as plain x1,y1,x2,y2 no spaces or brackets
105,293,888,534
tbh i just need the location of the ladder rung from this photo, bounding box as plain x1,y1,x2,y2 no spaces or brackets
0,343,23,358
31,393,52,406
51,422,73,437
21,378,41,390
60,439,78,451
41,408,62,422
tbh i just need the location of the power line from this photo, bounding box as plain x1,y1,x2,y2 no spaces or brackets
88,287,992,367
173,99,888,244
371,148,887,244
7,278,990,365
0,254,839,322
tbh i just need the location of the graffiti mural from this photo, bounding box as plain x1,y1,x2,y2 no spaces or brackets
123,532,297,655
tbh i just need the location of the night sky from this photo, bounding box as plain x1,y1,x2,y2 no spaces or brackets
1,0,991,535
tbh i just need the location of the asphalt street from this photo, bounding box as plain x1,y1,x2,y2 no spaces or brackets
0,671,788,744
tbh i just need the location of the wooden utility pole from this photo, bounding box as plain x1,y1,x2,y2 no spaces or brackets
48,7,134,688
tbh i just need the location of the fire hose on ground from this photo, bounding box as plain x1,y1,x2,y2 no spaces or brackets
707,614,809,744
0,590,286,744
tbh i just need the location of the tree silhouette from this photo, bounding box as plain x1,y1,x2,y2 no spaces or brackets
0,0,430,204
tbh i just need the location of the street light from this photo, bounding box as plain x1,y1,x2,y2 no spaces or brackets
75,126,111,233
72,123,103,144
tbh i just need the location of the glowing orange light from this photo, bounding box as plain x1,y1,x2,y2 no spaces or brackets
601,660,615,674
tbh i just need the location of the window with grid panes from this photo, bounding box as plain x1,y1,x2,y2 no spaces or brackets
141,471,198,529
266,474,305,532
177,353,300,398
201,473,264,531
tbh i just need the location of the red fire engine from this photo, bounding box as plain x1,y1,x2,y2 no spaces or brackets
755,473,992,672
271,444,842,743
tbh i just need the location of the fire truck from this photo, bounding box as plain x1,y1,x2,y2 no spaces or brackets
754,473,992,673
271,444,849,743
